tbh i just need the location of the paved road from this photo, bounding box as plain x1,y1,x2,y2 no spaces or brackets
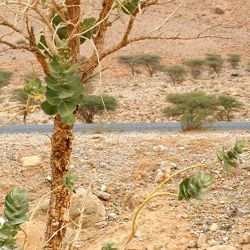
0,121,249,134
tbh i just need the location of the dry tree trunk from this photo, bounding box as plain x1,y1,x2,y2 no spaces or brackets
45,0,80,249
45,114,74,249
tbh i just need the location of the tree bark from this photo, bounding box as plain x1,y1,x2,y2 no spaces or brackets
45,0,80,249
45,114,74,249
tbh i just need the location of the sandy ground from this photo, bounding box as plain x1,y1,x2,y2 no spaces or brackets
0,131,249,249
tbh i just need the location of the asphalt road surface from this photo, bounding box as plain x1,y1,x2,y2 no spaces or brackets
0,121,249,134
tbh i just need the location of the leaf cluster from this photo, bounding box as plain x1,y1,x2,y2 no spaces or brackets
101,242,118,250
41,54,84,125
78,95,117,123
24,78,45,100
178,172,214,201
63,170,77,192
0,188,29,249
218,139,247,171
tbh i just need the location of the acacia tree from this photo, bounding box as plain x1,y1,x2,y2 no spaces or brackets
0,0,225,249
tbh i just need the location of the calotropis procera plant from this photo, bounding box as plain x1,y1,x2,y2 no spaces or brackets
123,139,247,248
24,44,84,125
0,188,29,249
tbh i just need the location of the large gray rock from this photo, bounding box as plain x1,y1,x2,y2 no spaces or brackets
36,188,106,228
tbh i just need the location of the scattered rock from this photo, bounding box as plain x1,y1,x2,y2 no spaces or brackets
96,191,111,201
153,145,167,152
207,245,237,250
237,208,249,216
108,212,118,219
197,233,207,247
159,161,171,176
214,7,225,14
123,193,144,210
210,223,219,231
36,188,106,228
100,184,107,192
20,155,42,167
240,234,250,244
154,168,165,183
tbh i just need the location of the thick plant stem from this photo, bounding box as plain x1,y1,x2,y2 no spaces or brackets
45,114,74,249
45,0,80,249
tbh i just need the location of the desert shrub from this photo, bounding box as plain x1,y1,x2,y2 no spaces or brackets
118,55,137,76
133,54,161,77
204,54,223,75
217,95,243,121
165,65,185,84
227,54,241,69
118,54,162,77
184,59,204,79
0,70,13,88
164,91,218,130
78,95,117,123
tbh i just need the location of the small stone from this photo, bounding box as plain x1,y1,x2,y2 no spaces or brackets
108,212,118,219
154,168,165,183
197,233,207,247
240,234,250,244
20,155,42,167
159,161,171,176
100,184,107,192
207,246,237,250
210,223,219,231
46,175,52,182
237,208,249,216
96,191,111,201
214,7,225,14
188,240,196,248
181,214,189,219
153,145,167,152
209,240,219,246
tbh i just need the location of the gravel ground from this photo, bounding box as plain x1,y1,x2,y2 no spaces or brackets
0,131,249,249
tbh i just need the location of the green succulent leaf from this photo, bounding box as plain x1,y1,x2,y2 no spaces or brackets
218,139,247,171
178,172,214,201
0,188,29,249
101,241,118,250
58,101,76,117
45,89,61,105
61,114,75,125
41,101,58,115
63,170,77,192
80,18,97,43
121,0,139,15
